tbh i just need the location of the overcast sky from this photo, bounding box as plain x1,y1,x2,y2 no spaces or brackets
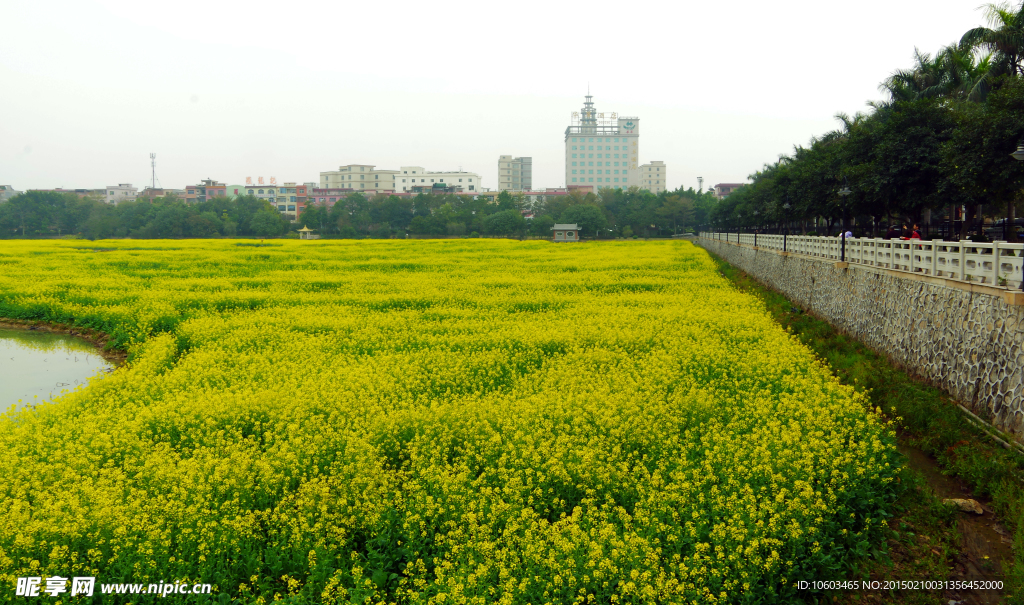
0,0,992,193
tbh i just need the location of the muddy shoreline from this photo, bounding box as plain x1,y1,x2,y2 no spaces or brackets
0,319,126,365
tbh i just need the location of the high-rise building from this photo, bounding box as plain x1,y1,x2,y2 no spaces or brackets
639,162,667,194
565,95,639,190
498,156,532,191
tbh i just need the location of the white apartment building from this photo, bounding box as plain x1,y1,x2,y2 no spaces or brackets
639,162,667,194
498,156,532,191
565,95,639,190
397,167,480,193
105,184,138,205
320,165,399,192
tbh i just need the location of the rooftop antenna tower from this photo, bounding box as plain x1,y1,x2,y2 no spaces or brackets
697,176,703,193
580,91,598,134
150,153,156,189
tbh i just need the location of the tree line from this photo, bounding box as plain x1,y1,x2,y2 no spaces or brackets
711,2,1024,240
299,188,718,239
0,192,292,239
0,187,719,240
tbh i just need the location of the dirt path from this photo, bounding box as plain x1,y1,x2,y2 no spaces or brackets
898,445,1013,604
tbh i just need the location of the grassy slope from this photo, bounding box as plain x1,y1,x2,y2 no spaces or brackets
709,250,1024,604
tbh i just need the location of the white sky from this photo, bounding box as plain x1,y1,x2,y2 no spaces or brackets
0,0,990,192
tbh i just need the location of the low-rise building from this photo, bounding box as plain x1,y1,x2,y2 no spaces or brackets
138,187,186,200
0,185,22,202
478,188,568,208
498,156,532,191
714,183,746,199
552,223,580,242
27,188,106,198
639,162,667,194
105,183,138,205
308,187,354,210
398,166,480,193
244,182,308,221
225,184,248,197
183,179,227,203
320,165,398,192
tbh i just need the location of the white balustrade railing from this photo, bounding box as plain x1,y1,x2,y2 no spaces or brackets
700,232,1024,290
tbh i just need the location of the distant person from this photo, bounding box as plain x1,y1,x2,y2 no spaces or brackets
900,224,910,240
843,229,853,239
885,225,900,239
909,225,921,239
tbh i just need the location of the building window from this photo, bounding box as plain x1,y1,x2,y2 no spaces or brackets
469,179,473,182
588,178,593,182
258,189,264,194
571,170,577,174
469,185,474,190
572,177,577,182
588,138,593,142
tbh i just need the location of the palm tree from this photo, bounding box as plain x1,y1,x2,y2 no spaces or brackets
960,2,1024,78
881,49,946,102
880,44,993,103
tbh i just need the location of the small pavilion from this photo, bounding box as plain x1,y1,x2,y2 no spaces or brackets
298,226,320,240
552,224,579,242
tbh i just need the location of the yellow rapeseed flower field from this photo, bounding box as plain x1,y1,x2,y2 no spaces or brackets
0,239,897,603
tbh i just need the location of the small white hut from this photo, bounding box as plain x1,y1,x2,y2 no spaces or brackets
552,223,579,242
298,226,320,240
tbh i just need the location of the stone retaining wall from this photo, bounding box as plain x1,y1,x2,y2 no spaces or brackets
696,237,1024,443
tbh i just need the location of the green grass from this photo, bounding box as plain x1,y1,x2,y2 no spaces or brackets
709,251,1024,603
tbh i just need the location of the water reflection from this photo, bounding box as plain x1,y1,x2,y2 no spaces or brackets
0,328,113,412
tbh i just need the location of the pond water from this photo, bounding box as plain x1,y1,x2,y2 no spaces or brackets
0,328,113,413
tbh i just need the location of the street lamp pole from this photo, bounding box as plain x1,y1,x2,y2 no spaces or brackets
838,178,852,262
